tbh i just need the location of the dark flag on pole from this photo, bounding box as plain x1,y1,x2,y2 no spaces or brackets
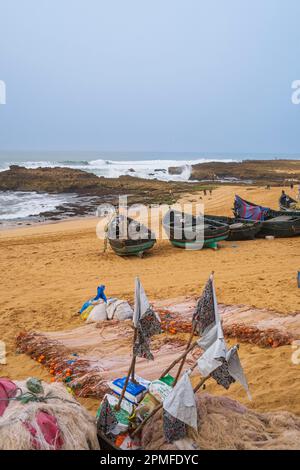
133,278,161,360
97,396,118,437
193,273,219,336
210,357,236,389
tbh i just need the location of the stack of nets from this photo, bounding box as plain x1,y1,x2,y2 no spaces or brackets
156,302,297,348
0,378,99,450
141,393,300,450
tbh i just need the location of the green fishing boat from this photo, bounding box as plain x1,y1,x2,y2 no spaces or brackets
163,210,229,250
108,215,156,257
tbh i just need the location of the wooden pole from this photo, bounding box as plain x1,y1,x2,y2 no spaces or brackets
173,323,196,386
130,328,138,382
115,355,135,411
171,272,215,386
131,373,210,437
159,340,199,380
115,326,137,411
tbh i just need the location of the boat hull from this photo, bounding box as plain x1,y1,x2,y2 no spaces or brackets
234,195,300,238
205,215,262,241
169,234,228,250
279,204,300,215
108,238,156,256
107,215,156,256
256,216,300,238
163,210,229,250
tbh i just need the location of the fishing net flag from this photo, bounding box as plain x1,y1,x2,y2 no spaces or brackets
210,357,236,390
197,321,227,375
227,345,252,400
133,277,161,360
163,372,197,443
162,410,187,443
197,325,235,390
210,346,251,395
197,321,252,398
133,277,150,328
97,396,118,437
193,273,219,336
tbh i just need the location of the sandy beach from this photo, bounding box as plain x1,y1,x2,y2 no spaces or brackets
0,184,299,416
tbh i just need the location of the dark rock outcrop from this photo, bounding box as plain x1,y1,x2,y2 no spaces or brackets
168,166,184,175
0,165,101,194
190,160,300,184
0,165,201,206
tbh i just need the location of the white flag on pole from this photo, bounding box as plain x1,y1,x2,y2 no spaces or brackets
197,323,218,350
227,346,252,400
163,372,197,430
133,277,150,327
197,321,227,376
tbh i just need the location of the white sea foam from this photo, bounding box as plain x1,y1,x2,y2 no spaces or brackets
0,156,235,221
0,191,75,220
0,157,234,181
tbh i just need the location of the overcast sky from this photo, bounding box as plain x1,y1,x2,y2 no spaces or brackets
0,0,300,155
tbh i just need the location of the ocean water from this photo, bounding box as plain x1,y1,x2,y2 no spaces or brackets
0,151,298,180
0,151,298,221
0,153,237,181
0,191,77,221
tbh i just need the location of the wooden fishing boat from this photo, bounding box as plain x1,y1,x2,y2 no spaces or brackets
107,215,156,256
205,215,262,241
234,195,300,238
162,209,229,250
256,215,300,238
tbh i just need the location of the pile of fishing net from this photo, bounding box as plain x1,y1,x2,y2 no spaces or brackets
16,327,193,399
156,300,298,348
141,393,300,450
16,331,110,398
0,377,99,450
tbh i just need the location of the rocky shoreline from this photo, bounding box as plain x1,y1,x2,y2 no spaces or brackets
0,165,210,225
170,159,300,184
0,160,299,225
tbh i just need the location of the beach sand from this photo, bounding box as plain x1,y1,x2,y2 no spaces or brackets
0,184,299,416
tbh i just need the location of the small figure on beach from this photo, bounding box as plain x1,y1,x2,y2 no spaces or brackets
280,190,287,205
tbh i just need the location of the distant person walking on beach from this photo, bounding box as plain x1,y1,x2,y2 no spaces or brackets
209,189,212,196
